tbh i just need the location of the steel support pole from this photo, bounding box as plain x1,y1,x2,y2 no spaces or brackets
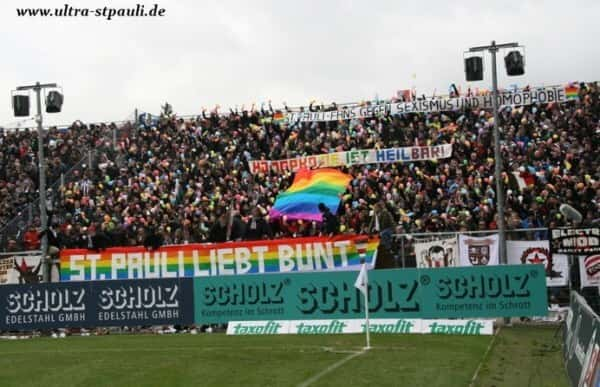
35,83,49,282
490,41,507,266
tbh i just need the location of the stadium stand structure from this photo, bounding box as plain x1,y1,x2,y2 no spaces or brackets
0,82,598,272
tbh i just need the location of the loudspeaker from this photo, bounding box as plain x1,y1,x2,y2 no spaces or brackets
46,91,63,113
465,56,484,81
504,51,525,76
12,95,30,117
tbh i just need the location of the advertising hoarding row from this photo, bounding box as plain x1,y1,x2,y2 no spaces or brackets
1,265,547,331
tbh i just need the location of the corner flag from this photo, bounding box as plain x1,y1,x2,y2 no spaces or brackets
354,262,370,349
354,263,368,295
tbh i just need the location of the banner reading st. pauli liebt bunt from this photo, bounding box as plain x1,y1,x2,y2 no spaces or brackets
59,235,379,281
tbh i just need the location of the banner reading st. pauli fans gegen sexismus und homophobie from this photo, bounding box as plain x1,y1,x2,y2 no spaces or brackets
59,235,379,281
286,86,571,123
249,144,452,174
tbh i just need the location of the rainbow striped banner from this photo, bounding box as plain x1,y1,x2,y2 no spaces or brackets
270,168,352,221
565,85,579,100
59,235,379,281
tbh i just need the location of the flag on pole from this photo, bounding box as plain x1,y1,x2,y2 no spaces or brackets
354,261,371,349
354,263,368,296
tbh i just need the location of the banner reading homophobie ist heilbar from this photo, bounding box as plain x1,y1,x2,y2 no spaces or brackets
59,235,378,281
286,86,569,123
249,144,452,174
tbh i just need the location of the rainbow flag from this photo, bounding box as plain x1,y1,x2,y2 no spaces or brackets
273,111,285,123
270,168,351,222
565,85,579,100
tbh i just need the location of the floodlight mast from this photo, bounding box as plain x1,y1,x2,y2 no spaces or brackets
466,41,518,267
15,82,59,282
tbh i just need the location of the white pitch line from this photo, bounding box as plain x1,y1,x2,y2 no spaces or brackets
298,349,366,387
321,346,364,354
469,326,501,387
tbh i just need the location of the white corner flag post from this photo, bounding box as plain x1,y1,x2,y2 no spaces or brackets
354,236,371,350
355,262,370,350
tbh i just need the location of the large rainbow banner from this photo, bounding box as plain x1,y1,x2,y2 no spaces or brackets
270,168,352,222
59,235,379,281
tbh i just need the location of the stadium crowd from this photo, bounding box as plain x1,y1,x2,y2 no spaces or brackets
0,122,115,230
1,82,598,255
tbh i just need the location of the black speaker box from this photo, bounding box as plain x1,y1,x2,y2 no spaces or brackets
13,95,30,117
505,51,525,76
46,91,64,113
465,56,484,81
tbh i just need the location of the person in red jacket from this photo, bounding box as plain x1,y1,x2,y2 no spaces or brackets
22,225,40,250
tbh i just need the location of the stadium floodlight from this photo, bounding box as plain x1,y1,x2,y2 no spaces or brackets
464,41,521,268
13,82,61,283
11,92,30,117
464,56,484,81
45,90,64,113
504,50,525,76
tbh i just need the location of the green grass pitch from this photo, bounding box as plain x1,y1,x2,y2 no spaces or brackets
0,326,568,387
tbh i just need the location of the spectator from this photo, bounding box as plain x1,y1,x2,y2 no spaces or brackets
39,222,61,261
143,226,164,250
244,207,271,240
370,201,395,251
22,225,40,250
0,82,597,261
89,225,111,251
209,212,230,243
318,203,339,236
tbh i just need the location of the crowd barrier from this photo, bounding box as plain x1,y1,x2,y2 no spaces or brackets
564,292,600,386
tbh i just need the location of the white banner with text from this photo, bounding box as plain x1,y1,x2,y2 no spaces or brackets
286,86,569,122
249,144,452,174
226,319,493,335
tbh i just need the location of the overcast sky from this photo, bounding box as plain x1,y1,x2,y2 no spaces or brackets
1,0,599,128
